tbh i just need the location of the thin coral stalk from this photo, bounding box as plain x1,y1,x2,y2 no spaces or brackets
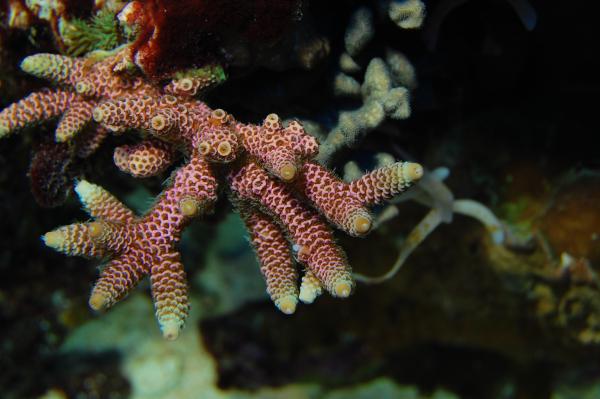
354,207,443,284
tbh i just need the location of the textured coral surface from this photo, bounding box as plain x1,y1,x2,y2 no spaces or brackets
0,48,423,340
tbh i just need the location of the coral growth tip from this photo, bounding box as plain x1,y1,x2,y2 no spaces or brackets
161,322,181,341
89,291,109,311
276,295,298,315
406,162,424,181
19,55,40,74
334,281,353,298
42,230,64,249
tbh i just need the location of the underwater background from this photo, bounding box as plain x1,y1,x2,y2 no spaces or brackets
1,1,599,398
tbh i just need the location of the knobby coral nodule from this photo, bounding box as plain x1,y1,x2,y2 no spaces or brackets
0,50,423,340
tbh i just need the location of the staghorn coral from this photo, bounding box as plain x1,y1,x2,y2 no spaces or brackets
303,1,425,164
344,7,374,58
237,201,299,314
0,48,164,204
44,158,217,340
0,50,159,142
318,57,412,163
0,49,423,339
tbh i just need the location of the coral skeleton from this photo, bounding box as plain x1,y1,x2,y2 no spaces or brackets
0,49,423,339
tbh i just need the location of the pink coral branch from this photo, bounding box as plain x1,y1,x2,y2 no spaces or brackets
1,48,424,339
230,162,354,297
113,139,178,178
237,200,299,314
0,90,80,137
43,156,218,339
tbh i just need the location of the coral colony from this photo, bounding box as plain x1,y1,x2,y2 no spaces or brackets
0,44,423,339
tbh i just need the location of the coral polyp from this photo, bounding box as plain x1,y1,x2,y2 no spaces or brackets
0,49,422,339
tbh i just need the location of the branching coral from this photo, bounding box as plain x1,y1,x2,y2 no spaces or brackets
0,48,162,205
44,158,217,340
319,57,411,163
0,49,423,339
0,50,158,142
304,1,424,164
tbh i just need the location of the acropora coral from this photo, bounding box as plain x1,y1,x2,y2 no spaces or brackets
0,48,423,339
304,0,424,164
